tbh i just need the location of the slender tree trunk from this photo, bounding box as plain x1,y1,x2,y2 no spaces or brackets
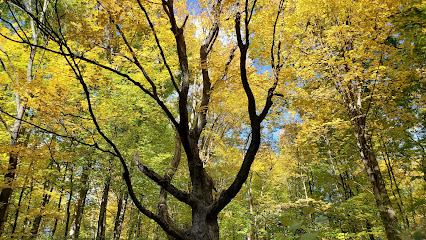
8,131,32,237
21,178,34,234
380,140,410,228
407,134,426,182
247,173,257,240
113,192,127,240
135,212,141,238
308,170,314,197
51,190,62,238
96,176,111,240
64,165,74,239
349,111,400,240
11,175,29,235
69,165,90,239
126,210,139,240
344,171,354,198
324,138,342,199
52,164,67,239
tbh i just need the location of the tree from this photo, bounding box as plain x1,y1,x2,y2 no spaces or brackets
0,0,285,238
281,0,420,239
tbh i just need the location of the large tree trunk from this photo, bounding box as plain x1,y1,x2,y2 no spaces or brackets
96,176,111,240
182,139,219,240
113,192,127,240
349,108,400,240
185,208,219,240
68,165,90,239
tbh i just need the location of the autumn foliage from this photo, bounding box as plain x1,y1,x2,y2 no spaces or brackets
0,0,424,239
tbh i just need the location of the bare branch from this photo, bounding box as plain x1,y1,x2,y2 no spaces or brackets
271,0,286,70
235,11,257,123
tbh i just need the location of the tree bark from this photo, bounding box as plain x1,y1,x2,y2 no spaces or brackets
69,164,90,239
51,190,62,238
348,107,401,240
11,174,29,235
113,192,127,240
64,165,74,238
96,176,111,240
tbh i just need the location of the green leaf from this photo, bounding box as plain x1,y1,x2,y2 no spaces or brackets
289,220,304,232
278,216,293,226
412,230,423,240
301,232,319,240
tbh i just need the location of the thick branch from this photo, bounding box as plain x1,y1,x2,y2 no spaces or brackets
235,12,257,124
161,0,199,181
210,7,263,215
162,0,190,132
194,22,220,138
210,122,261,215
134,152,192,206
211,1,282,214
